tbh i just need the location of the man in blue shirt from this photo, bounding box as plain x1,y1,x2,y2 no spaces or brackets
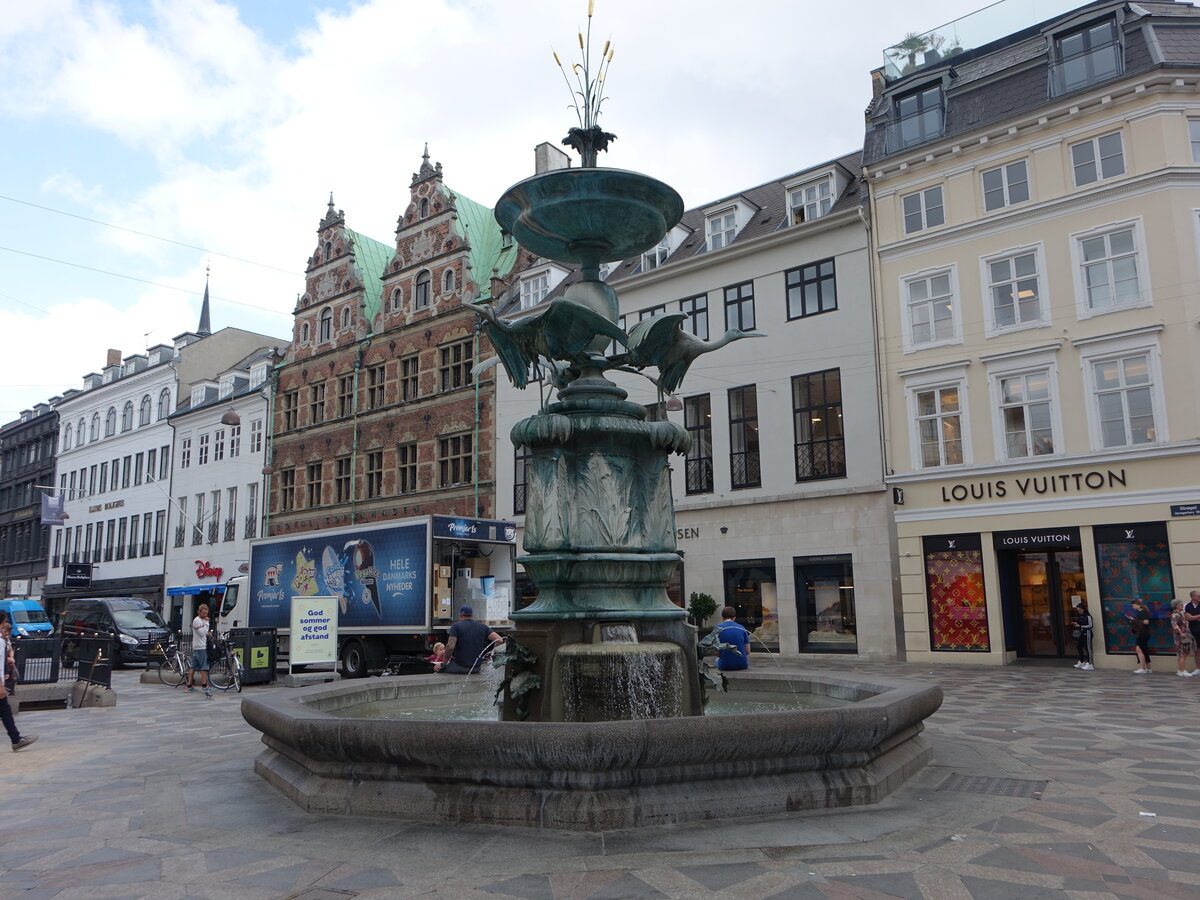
713,606,751,671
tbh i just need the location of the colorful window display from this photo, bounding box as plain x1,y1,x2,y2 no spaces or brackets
924,534,990,651
1093,522,1174,655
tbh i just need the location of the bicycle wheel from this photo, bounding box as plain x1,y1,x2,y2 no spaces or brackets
232,655,243,693
208,656,232,691
158,656,185,687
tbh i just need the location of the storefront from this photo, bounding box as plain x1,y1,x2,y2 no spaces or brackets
896,458,1199,667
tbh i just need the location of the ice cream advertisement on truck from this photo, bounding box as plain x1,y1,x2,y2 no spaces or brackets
247,521,429,630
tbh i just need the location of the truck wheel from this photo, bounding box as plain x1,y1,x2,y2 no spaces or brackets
340,641,368,678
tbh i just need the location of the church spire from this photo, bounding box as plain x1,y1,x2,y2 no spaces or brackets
198,263,212,336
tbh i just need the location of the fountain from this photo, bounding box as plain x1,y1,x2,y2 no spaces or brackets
242,6,942,830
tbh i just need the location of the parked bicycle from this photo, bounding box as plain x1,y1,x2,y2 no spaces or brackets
207,631,242,693
153,636,190,687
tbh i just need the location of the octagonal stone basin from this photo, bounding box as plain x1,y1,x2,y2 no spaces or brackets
241,670,942,832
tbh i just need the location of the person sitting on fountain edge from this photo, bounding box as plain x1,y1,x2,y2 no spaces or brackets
713,606,751,671
435,606,502,675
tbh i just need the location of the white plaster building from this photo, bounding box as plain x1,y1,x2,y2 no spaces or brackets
494,153,905,660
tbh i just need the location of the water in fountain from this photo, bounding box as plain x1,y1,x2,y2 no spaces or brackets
557,624,685,721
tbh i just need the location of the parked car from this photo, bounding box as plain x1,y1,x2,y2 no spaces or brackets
59,597,172,666
0,598,54,636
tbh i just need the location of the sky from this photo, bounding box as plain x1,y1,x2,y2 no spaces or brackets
0,0,1036,419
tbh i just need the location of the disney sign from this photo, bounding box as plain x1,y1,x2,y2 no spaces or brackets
195,560,224,580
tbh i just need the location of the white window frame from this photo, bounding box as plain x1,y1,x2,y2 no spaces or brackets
1070,131,1125,187
1077,330,1166,451
903,364,970,471
1190,119,1200,163
900,265,961,353
900,185,945,234
984,348,1063,462
980,243,1049,337
981,159,1030,212
1069,218,1149,320
520,271,550,309
642,236,671,271
706,208,738,250
788,176,833,225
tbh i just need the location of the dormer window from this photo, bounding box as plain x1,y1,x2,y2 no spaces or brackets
642,237,671,271
1051,18,1121,97
521,272,550,309
887,85,944,152
219,375,234,398
789,178,832,225
706,209,738,250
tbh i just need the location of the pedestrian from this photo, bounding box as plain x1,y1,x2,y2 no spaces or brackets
1128,598,1153,674
1072,600,1094,671
0,619,16,694
1170,600,1195,677
1184,589,1200,673
185,603,213,697
713,606,751,672
434,606,501,674
0,614,36,751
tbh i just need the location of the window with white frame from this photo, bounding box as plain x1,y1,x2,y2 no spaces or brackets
1089,351,1159,449
904,269,958,349
1074,223,1143,314
985,248,1045,332
789,178,832,225
642,237,671,271
901,186,944,234
913,383,965,468
1190,119,1200,163
982,160,1029,211
1071,132,1124,187
996,369,1055,458
521,272,550,309
706,209,738,250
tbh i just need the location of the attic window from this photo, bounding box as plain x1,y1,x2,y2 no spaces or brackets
1051,18,1121,97
886,84,944,152
642,236,671,271
324,241,332,260
789,178,833,224
706,210,738,251
501,231,513,250
521,271,550,309
420,197,430,218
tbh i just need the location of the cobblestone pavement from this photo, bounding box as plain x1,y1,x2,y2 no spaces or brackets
2,659,1198,899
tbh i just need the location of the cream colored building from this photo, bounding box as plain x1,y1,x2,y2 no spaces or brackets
865,0,1200,667
495,153,907,660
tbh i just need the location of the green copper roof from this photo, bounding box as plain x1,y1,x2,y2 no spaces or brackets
451,190,518,299
347,228,393,332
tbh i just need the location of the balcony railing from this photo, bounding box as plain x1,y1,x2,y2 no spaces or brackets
513,483,527,515
224,518,236,542
174,526,185,549
207,520,219,543
884,104,945,153
796,440,847,481
191,528,203,547
1049,42,1122,96
730,451,761,489
244,513,257,540
685,458,714,494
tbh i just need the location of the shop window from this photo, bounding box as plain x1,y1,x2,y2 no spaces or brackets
923,534,990,651
722,558,777,651
794,554,856,653
1093,522,1174,656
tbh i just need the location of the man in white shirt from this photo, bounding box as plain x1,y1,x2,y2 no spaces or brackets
186,604,212,697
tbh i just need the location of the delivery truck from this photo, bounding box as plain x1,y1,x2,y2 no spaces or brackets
220,514,517,677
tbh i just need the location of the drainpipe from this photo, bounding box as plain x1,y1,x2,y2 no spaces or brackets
472,321,482,519
262,362,279,537
351,339,371,525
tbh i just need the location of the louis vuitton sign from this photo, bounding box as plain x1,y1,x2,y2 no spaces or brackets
939,468,1126,504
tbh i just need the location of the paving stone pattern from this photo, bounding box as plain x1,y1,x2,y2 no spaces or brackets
2,660,1198,899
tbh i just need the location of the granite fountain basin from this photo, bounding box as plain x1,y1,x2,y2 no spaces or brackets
240,669,942,831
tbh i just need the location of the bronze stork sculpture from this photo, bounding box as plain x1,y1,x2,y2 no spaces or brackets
620,312,765,395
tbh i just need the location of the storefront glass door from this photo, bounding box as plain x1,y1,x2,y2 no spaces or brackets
1016,550,1086,657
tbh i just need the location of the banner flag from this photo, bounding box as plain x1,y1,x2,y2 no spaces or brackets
40,492,66,525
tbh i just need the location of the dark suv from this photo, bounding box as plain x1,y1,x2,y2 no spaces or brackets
59,597,172,666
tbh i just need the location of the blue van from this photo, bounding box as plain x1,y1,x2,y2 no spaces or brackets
0,598,54,636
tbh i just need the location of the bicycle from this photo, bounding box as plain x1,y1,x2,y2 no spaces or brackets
207,632,242,693
154,637,189,687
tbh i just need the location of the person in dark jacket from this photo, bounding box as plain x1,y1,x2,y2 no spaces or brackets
1128,598,1152,674
1072,600,1094,671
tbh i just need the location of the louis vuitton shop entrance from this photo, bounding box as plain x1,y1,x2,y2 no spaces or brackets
994,528,1087,659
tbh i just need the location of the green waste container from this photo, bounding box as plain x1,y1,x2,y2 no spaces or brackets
228,628,277,685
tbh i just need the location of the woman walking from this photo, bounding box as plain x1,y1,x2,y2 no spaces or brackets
1129,598,1153,674
1073,600,1094,671
1171,599,1195,677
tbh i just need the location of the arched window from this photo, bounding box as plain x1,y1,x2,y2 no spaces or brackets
104,407,117,436
419,197,430,218
77,418,86,445
319,307,333,341
158,388,171,419
121,401,134,431
62,422,73,451
139,395,152,425
324,241,332,260
443,269,455,293
415,270,431,309
341,307,351,328
301,322,310,342
89,413,100,442
391,288,402,311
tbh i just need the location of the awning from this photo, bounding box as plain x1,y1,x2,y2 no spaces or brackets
166,584,226,596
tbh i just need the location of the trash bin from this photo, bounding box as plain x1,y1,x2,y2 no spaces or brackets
228,627,277,685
